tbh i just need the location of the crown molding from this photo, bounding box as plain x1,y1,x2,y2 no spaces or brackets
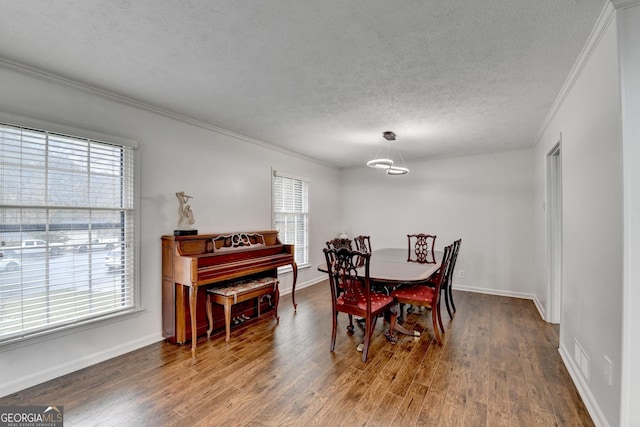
0,58,334,169
611,0,640,9
533,1,616,146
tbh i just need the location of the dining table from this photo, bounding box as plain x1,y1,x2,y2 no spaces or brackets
318,247,442,338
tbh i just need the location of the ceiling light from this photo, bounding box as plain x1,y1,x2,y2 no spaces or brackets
386,166,409,175
366,158,394,169
367,131,409,175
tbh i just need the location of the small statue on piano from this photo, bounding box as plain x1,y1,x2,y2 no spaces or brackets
174,191,197,236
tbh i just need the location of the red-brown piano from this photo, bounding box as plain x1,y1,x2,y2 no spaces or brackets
162,230,297,356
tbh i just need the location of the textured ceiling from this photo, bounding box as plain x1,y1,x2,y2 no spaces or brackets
0,1,605,167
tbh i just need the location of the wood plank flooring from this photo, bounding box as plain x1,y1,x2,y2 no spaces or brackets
0,282,594,426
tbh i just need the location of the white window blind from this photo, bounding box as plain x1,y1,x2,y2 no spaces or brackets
0,122,137,344
272,170,309,266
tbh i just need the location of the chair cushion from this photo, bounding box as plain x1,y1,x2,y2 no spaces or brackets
336,291,394,312
391,284,436,303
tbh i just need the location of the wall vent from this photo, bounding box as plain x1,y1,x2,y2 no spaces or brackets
574,339,590,383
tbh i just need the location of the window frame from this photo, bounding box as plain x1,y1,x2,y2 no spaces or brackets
271,169,310,270
0,113,140,347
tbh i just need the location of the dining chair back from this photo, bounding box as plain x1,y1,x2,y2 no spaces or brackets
407,233,437,264
392,244,453,345
442,239,462,318
323,247,397,362
353,235,372,268
353,235,372,254
326,238,353,250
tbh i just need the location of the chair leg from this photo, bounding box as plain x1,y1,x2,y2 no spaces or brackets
448,284,456,314
437,301,445,334
362,316,378,362
347,314,354,335
398,303,405,323
330,310,338,352
443,286,453,319
432,306,442,345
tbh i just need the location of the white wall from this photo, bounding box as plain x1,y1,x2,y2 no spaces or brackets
0,63,341,397
533,7,622,426
340,150,536,299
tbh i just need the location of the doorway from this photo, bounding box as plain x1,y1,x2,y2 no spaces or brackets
547,138,562,324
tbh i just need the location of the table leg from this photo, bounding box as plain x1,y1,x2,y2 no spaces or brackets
391,303,420,337
394,322,421,337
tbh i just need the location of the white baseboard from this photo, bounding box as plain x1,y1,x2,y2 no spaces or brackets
559,343,610,427
453,283,546,318
0,333,164,398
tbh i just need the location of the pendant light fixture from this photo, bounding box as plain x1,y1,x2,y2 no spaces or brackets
366,131,409,175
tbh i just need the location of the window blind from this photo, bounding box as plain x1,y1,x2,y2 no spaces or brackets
272,170,309,266
0,122,137,344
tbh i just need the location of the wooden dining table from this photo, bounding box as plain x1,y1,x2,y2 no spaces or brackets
318,247,442,337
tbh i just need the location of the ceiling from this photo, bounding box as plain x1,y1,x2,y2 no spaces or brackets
0,1,606,168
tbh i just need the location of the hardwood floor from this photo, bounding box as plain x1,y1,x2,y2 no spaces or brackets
0,282,594,426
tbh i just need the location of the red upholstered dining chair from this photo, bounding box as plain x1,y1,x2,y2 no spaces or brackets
407,233,437,264
422,239,462,323
323,247,397,362
400,233,437,319
391,244,453,345
325,240,357,334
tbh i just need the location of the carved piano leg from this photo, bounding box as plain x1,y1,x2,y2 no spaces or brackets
291,261,298,310
190,285,199,357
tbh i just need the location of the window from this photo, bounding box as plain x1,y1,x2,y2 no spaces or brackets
0,121,137,345
272,170,309,267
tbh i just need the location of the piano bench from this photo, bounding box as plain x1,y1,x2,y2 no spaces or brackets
205,277,280,342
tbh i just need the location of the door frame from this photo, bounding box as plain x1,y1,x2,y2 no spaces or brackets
546,137,562,324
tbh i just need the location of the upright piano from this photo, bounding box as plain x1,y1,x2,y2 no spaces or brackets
162,230,297,356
